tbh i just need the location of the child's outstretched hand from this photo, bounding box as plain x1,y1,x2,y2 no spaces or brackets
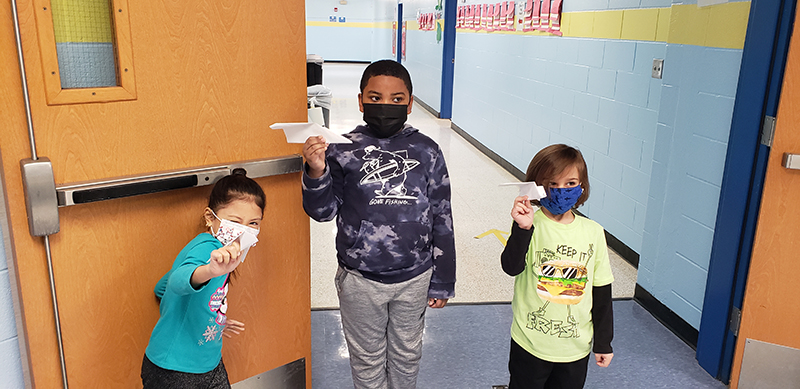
303,135,328,178
208,241,242,277
595,352,613,367
511,195,535,230
190,241,242,288
222,319,245,338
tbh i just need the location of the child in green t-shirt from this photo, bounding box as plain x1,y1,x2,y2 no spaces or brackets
501,144,614,388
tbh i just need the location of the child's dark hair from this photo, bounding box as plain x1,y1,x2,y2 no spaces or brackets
525,144,590,208
360,59,413,96
208,168,266,214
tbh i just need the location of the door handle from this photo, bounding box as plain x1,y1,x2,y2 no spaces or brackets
783,153,800,170
56,155,303,207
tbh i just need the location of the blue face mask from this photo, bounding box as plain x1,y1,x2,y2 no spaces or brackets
540,186,583,215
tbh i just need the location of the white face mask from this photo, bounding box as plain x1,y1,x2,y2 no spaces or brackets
210,209,259,262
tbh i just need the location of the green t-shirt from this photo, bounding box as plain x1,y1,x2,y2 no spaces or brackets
511,209,614,362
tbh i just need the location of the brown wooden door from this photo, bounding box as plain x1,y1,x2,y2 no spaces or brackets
1,1,310,387
728,3,800,387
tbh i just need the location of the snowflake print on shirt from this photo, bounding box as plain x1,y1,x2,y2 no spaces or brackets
203,326,219,342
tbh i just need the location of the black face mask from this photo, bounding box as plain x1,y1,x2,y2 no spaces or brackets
362,103,408,138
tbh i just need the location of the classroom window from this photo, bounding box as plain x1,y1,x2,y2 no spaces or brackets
35,0,136,104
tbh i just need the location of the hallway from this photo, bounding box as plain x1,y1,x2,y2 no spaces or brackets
309,63,723,388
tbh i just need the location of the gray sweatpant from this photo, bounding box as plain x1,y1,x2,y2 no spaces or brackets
336,266,433,389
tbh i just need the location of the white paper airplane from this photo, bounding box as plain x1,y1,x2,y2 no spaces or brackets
499,182,547,200
270,122,352,144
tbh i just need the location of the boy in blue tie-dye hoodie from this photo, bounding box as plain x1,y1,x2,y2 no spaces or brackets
302,60,456,388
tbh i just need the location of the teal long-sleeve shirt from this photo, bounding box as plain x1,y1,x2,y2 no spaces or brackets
145,233,229,374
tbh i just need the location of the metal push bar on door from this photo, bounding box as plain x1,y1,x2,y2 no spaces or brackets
56,155,302,207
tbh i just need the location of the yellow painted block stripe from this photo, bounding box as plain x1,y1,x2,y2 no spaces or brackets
706,2,750,49
669,2,750,49
592,10,623,39
306,21,375,28
51,0,113,43
374,21,395,29
621,8,658,41
563,11,594,38
307,3,751,50
656,7,671,42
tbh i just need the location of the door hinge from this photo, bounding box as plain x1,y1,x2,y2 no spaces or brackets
729,306,742,337
761,115,776,147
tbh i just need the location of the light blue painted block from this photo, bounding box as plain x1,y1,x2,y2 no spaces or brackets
0,270,18,341
0,338,24,389
683,136,727,186
538,37,560,61
609,130,644,168
664,281,703,329
615,72,651,108
626,106,658,144
657,84,678,127
638,233,655,280
675,215,715,270
621,165,650,205
556,38,580,64
646,160,668,217
540,106,562,132
653,123,672,164
546,61,568,88
601,190,636,236
587,68,617,99
695,48,744,97
306,26,373,61
582,121,611,154
676,0,751,6
671,253,711,311
577,39,605,68
661,44,688,87
592,152,624,188
603,41,635,73
563,0,611,12
0,233,5,272
692,93,735,143
560,114,584,142
644,176,664,233
641,0,673,7
531,81,555,107
641,140,655,176
553,87,575,113
521,35,543,60
574,92,601,122
664,255,707,328
564,65,590,92
679,177,722,229
526,59,549,83
648,78,663,110
633,203,647,235
633,42,667,76
609,0,643,10
598,98,629,131
618,224,643,254
587,181,607,212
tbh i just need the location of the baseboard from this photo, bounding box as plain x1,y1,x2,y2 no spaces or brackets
605,231,639,268
323,60,371,64
413,96,440,118
634,284,699,349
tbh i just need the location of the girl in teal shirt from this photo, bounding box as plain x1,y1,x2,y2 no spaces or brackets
142,169,265,389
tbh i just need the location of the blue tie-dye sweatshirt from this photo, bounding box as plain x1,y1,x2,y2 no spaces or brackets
302,124,456,299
